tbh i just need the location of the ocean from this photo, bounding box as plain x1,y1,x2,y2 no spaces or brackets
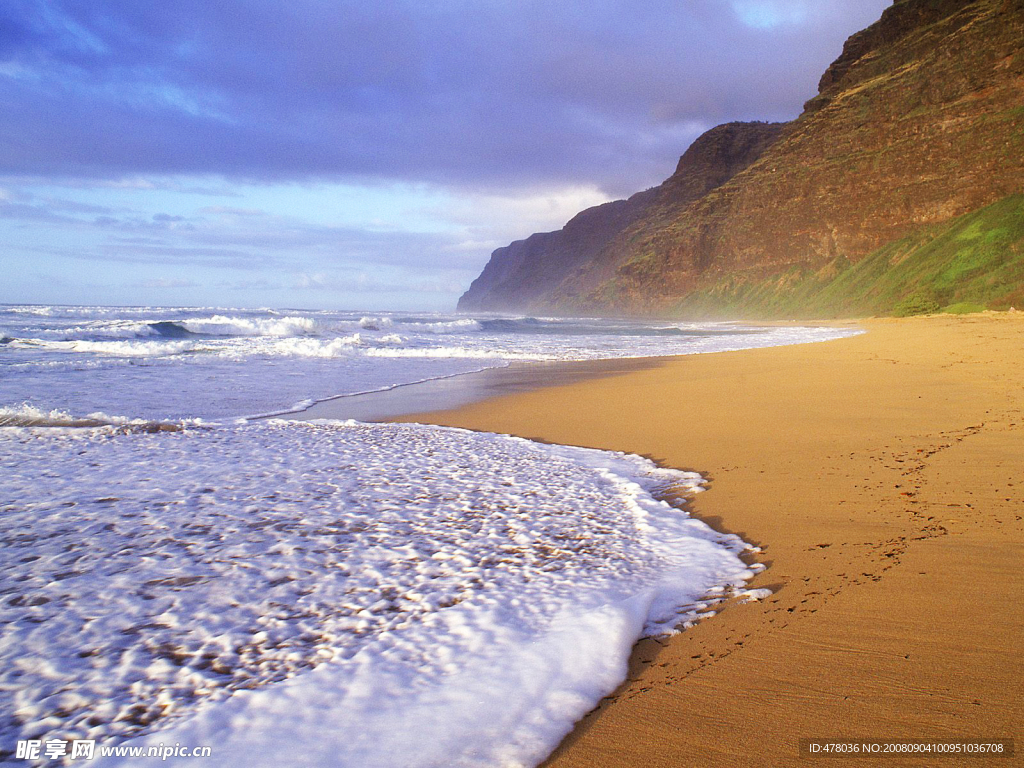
0,305,858,766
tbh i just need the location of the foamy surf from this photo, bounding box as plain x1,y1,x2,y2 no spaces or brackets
0,303,858,766
0,404,187,432
2,418,758,767
0,305,861,422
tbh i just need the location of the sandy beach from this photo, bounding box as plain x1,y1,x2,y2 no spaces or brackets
402,313,1024,766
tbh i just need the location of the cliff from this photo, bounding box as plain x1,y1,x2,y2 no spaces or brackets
458,121,785,312
459,0,1024,317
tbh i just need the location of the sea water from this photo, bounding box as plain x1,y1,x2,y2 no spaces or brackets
0,305,858,766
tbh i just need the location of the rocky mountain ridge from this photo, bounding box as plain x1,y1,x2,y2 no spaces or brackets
459,0,1024,317
458,121,784,312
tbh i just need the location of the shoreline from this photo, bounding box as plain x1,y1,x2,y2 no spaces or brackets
295,322,859,424
295,356,669,422
394,313,1023,767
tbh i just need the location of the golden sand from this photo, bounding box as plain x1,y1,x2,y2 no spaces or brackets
400,313,1024,767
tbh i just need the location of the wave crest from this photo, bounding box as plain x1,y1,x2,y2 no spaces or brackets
0,404,185,432
178,314,319,337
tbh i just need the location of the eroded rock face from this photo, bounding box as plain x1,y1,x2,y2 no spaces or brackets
812,0,977,102
460,0,1024,317
457,121,785,312
456,189,660,313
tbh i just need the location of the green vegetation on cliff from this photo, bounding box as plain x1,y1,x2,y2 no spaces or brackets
671,194,1024,318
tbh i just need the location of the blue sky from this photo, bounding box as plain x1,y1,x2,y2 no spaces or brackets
1,0,890,311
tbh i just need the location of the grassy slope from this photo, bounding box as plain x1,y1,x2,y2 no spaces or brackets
672,194,1024,318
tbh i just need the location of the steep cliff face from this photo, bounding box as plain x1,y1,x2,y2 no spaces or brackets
457,121,785,311
456,189,658,313
461,0,1024,317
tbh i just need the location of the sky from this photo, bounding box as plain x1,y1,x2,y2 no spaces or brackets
0,0,891,312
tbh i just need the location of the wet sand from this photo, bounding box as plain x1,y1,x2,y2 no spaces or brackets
398,313,1024,767
297,358,666,423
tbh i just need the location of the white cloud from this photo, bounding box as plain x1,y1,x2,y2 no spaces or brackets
424,184,614,245
730,0,810,30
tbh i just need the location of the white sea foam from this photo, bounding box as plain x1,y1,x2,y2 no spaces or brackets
178,314,318,337
363,345,559,360
258,334,365,357
2,419,754,767
407,318,483,333
0,403,82,427
0,306,862,422
0,404,195,431
0,305,53,316
358,316,394,330
21,320,156,341
10,338,198,357
0,305,864,766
